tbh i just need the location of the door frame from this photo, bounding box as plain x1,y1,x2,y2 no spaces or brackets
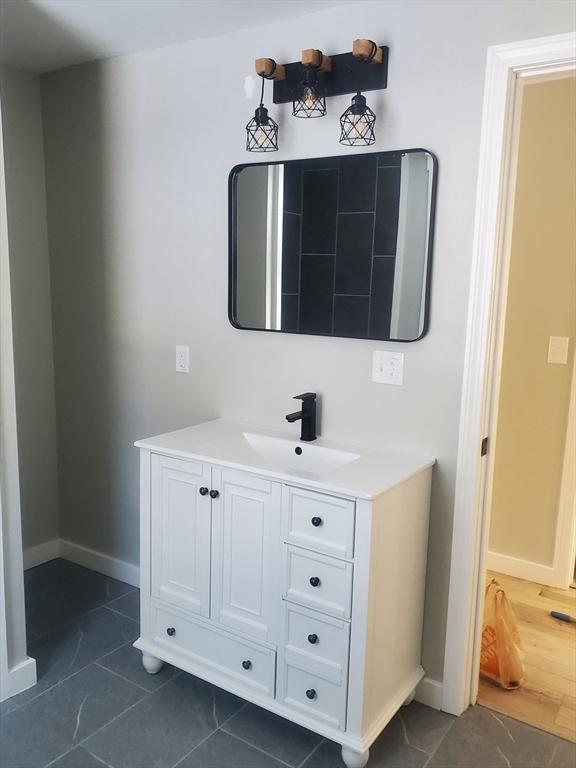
441,32,576,716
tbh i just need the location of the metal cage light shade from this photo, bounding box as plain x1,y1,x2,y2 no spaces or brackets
246,77,279,152
292,68,326,118
339,92,376,146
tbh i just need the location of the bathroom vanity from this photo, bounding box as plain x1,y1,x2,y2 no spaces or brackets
134,419,433,768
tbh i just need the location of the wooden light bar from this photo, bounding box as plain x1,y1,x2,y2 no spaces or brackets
352,39,384,65
254,58,286,81
301,49,332,72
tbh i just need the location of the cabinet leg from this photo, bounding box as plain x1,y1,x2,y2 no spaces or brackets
402,689,416,706
141,653,164,675
341,746,369,768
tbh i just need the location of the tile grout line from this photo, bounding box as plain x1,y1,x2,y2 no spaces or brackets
218,727,295,768
93,660,161,693
421,716,458,768
296,737,326,768
170,701,249,768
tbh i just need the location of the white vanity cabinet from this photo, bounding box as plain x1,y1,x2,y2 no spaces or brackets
135,420,433,768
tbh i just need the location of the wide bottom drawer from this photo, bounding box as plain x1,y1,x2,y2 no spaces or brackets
152,605,276,697
279,662,347,730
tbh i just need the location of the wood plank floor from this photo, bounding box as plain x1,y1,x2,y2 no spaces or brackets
477,570,576,742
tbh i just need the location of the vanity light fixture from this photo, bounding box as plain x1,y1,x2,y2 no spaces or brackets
246,74,279,152
339,91,376,146
292,49,331,118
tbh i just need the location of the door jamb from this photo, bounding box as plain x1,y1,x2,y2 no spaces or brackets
441,32,576,716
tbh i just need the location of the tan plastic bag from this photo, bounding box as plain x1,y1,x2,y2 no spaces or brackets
480,578,524,689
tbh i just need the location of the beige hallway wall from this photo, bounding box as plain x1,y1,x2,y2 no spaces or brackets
489,74,576,566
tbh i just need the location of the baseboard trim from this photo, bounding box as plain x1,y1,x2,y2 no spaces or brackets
60,540,140,588
23,539,139,589
486,550,556,586
415,676,443,710
22,539,61,570
1,656,37,702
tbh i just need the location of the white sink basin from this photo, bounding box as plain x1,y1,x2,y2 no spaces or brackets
242,432,361,476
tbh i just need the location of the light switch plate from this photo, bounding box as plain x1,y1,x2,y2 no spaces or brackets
372,350,404,385
175,345,190,373
547,336,570,365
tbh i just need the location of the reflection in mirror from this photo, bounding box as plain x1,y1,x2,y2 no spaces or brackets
230,150,436,341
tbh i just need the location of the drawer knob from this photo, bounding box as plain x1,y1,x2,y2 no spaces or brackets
242,660,252,670
209,489,220,499
311,517,323,527
166,627,176,637
309,576,321,588
199,487,209,496
307,633,319,645
306,689,317,700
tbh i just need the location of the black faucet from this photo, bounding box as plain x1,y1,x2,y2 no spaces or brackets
285,393,317,442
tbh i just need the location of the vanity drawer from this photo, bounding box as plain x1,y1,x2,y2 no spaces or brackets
280,661,347,730
152,606,276,697
284,603,350,680
283,486,355,559
285,546,353,619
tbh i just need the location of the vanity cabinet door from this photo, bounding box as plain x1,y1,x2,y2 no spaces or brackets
211,468,282,643
151,454,212,617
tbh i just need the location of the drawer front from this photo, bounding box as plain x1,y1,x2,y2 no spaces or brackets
152,606,276,697
284,603,349,681
280,662,347,730
285,546,353,619
283,486,355,559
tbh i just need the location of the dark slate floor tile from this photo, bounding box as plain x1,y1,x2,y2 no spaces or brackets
26,570,134,639
24,559,91,600
98,642,179,692
223,703,322,767
50,746,110,768
84,673,244,768
427,705,559,768
179,729,286,768
397,701,454,754
106,590,140,622
0,664,145,768
549,738,576,767
11,608,139,709
0,697,20,719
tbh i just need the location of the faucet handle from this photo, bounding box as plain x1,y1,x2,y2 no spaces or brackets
293,392,317,401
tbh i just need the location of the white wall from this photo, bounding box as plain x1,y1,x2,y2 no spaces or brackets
40,0,575,684
0,65,59,552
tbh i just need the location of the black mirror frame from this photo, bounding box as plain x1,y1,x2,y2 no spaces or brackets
228,148,438,343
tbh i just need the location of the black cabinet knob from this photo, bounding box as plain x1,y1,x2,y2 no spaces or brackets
309,576,321,588
306,689,317,700
209,489,219,499
242,660,252,670
166,627,176,637
311,517,323,527
199,487,209,496
307,633,319,645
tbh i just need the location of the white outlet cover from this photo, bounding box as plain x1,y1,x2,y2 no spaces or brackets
547,336,570,365
175,345,190,373
372,350,404,385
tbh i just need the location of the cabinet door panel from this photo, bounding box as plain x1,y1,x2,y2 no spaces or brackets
151,454,211,617
211,468,281,642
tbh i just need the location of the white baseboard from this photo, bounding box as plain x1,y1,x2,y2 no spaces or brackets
486,550,557,586
60,540,140,588
415,676,443,710
22,539,61,569
23,539,140,588
1,656,37,702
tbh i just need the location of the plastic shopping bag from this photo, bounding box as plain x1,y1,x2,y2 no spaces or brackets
480,578,524,689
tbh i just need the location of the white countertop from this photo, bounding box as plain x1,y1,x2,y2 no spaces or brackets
135,419,435,500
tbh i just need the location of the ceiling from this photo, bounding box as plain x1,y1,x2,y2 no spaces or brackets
0,0,353,74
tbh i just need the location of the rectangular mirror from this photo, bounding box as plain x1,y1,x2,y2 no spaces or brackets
229,149,437,341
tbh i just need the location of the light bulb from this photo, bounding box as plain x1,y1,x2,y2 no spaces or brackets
303,86,316,110
351,116,364,138
256,127,267,146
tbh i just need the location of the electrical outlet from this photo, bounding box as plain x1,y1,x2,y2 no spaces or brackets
175,345,190,373
547,336,569,365
372,350,404,385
